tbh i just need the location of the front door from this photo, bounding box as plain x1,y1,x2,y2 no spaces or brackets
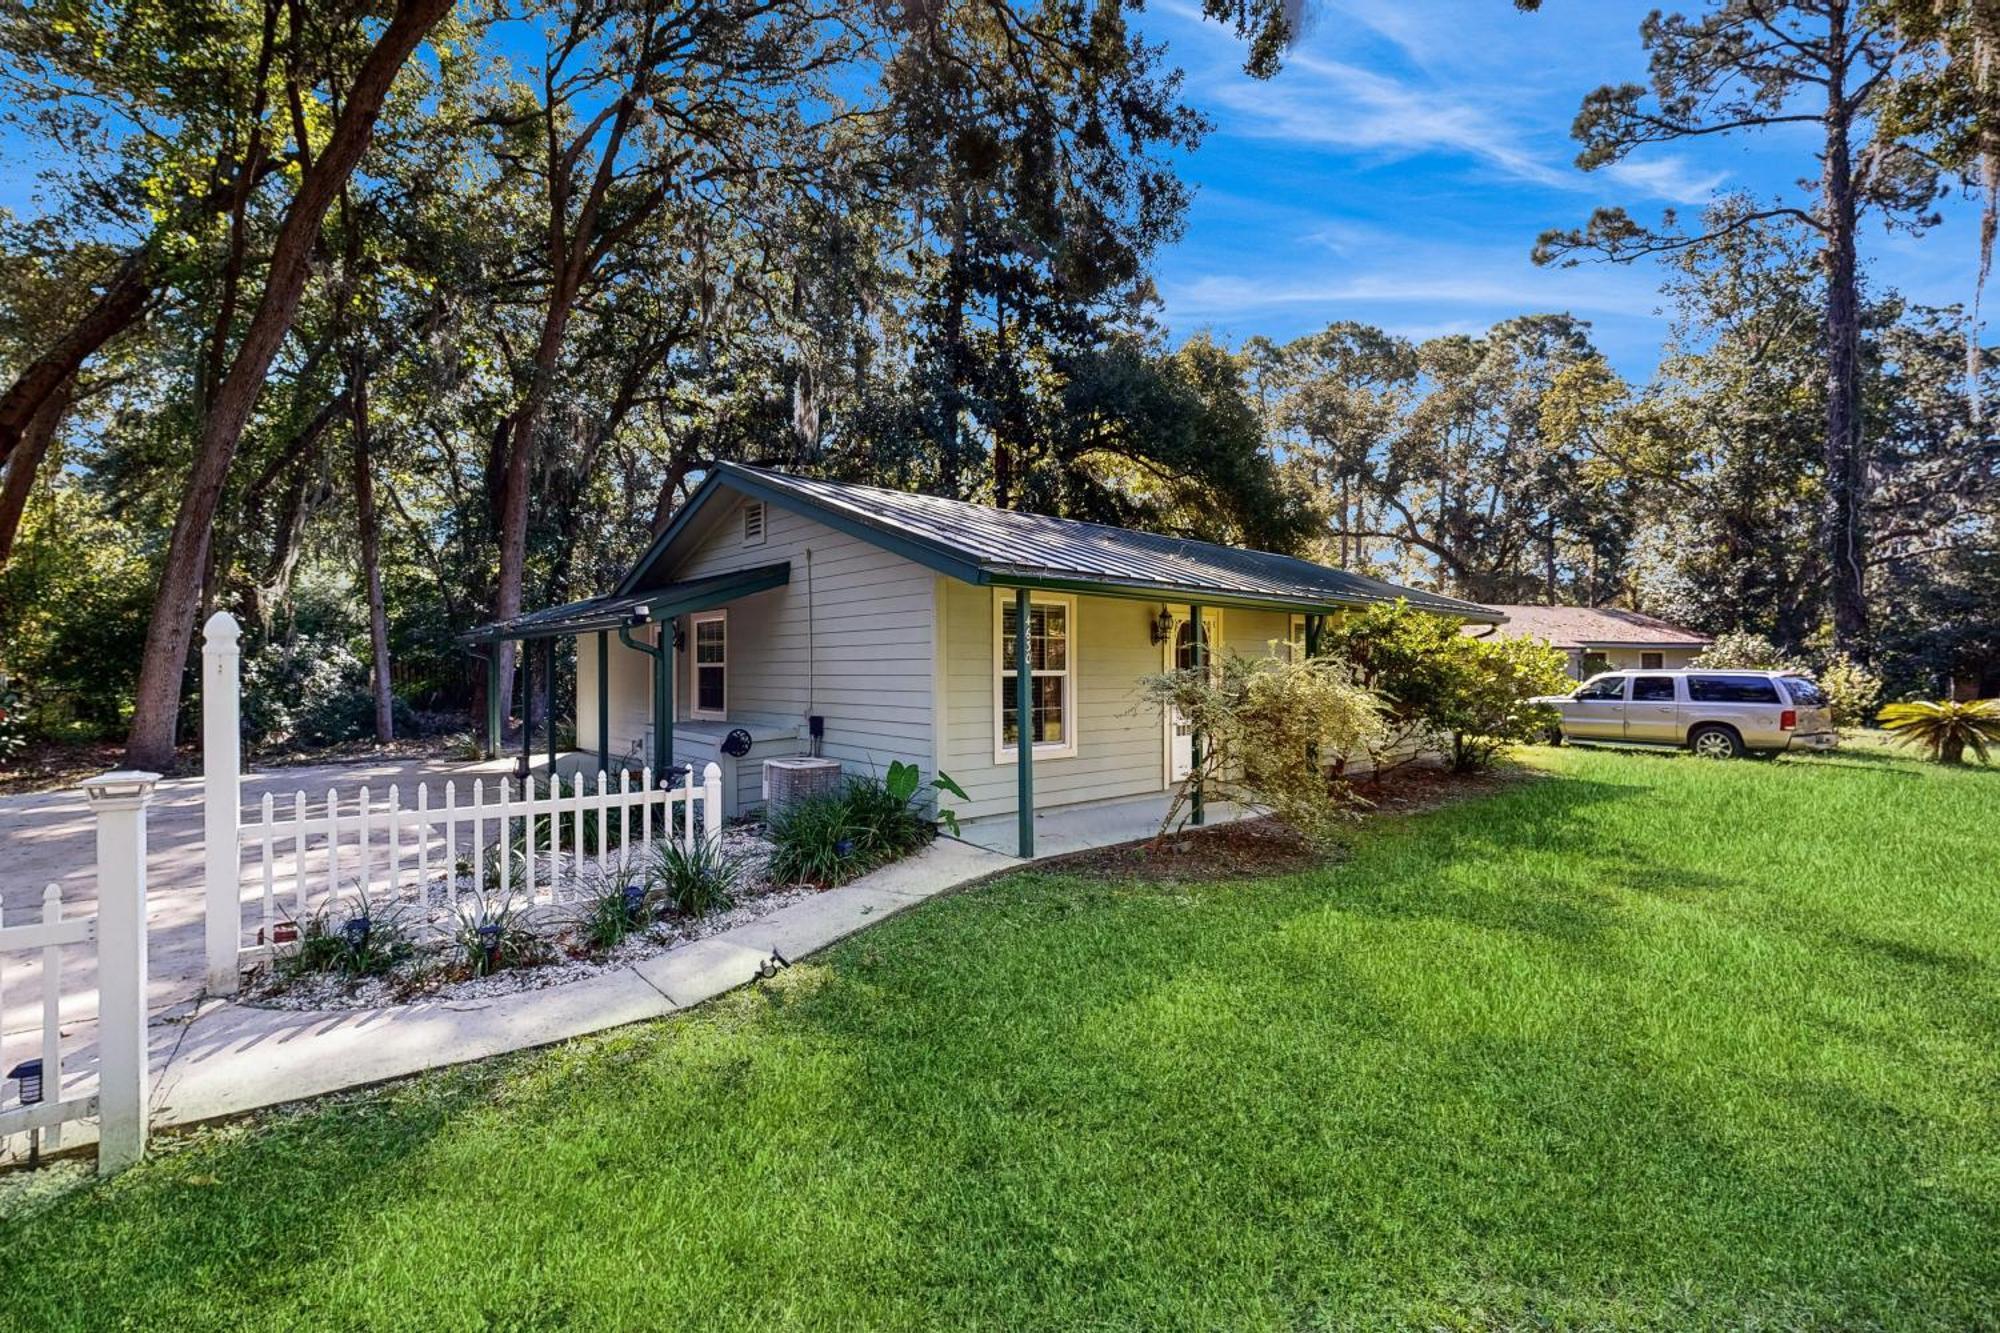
1166,612,1220,782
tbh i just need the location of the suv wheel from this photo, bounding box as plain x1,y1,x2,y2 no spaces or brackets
1688,724,1745,760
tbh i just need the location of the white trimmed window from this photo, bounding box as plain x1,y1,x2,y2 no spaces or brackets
994,593,1077,761
690,610,727,719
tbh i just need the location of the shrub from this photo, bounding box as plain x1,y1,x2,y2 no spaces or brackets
241,633,378,748
1317,603,1569,774
1691,631,1809,674
449,888,549,977
571,870,655,952
0,674,27,762
644,835,744,918
1140,651,1385,846
1434,635,1573,773
1816,653,1883,729
1878,698,2000,765
765,765,965,887
277,891,415,981
766,786,867,887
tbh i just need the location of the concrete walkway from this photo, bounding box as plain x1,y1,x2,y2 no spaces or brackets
16,837,1012,1160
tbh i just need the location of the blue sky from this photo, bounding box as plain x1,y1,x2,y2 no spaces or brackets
1140,0,1987,379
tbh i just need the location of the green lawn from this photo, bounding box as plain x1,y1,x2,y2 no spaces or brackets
4,741,1997,1330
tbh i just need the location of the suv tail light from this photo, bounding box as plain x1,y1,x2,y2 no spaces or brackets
1780,709,1797,730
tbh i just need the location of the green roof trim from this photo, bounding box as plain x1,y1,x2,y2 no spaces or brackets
463,562,790,643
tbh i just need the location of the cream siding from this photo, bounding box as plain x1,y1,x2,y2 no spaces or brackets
582,496,938,800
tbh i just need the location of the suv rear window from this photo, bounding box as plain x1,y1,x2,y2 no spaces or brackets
1780,676,1827,706
1688,675,1782,704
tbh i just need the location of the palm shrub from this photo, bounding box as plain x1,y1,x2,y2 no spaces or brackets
1878,698,2000,764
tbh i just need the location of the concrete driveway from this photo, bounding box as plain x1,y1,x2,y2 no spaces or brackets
0,754,518,1038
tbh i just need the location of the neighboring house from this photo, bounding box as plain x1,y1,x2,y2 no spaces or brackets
466,464,1498,854
1467,605,1713,679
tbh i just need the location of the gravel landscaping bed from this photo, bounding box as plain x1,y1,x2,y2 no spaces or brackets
240,825,814,1012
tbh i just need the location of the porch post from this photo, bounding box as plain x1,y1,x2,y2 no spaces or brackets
518,641,532,778
1304,613,1323,658
596,630,610,777
484,649,502,759
1014,586,1034,858
544,637,556,768
1190,601,1206,827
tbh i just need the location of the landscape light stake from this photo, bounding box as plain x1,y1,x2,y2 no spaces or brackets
8,1059,43,1167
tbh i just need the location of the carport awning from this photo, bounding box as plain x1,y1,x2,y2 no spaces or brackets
460,562,790,644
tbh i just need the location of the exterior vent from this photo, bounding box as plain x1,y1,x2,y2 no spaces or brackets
762,757,841,810
742,500,766,546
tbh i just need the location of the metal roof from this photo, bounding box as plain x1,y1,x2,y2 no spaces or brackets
463,563,790,643
625,463,1500,622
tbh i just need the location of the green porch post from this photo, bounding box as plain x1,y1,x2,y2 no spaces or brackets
484,649,502,759
1190,602,1206,827
544,637,557,769
596,630,610,777
1015,586,1034,858
1304,613,1323,658
518,641,532,777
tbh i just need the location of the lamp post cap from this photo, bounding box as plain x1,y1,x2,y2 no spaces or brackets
81,770,162,802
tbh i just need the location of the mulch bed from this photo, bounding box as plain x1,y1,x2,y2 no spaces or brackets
1043,761,1538,884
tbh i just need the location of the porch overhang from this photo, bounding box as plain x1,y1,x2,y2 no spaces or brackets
460,562,791,645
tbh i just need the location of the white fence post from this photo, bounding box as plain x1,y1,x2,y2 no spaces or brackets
202,611,242,995
702,762,723,852
85,770,158,1175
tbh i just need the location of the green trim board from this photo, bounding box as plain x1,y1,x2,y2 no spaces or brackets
463,563,791,644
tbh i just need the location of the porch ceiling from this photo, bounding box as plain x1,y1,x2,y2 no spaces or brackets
460,561,790,644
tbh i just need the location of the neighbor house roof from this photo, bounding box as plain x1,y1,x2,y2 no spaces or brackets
1467,605,1712,650
615,463,1502,623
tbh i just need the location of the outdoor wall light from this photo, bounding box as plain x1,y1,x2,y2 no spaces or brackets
1149,607,1174,645
625,606,651,627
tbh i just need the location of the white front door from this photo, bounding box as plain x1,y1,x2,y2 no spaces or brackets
1165,612,1220,782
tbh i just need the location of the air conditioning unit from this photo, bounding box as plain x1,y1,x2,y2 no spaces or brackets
762,757,843,810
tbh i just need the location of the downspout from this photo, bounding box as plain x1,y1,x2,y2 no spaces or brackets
618,615,673,778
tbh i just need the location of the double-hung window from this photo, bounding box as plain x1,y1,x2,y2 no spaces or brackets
996,593,1076,760
690,610,726,720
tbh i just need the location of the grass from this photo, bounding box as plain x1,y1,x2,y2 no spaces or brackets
3,740,1997,1330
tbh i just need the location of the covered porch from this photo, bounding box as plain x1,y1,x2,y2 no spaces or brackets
460,562,791,814
956,789,1263,859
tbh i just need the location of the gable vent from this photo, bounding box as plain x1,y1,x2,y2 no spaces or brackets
742,500,767,546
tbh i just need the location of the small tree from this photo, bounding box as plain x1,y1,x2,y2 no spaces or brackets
1691,632,1809,674
1139,653,1384,848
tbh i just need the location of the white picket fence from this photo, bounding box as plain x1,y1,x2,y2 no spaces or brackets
230,765,724,970
0,773,156,1175
202,611,724,986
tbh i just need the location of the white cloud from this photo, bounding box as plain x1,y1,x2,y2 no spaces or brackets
1600,156,1729,205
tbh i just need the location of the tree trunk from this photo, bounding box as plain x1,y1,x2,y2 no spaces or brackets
0,257,147,471
488,305,574,724
1822,12,1870,659
123,0,451,771
351,352,394,743
0,375,72,569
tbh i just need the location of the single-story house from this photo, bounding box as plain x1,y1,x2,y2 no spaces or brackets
466,464,1499,855
1466,605,1712,679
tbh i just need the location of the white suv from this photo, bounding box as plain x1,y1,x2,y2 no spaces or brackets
1534,670,1839,758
